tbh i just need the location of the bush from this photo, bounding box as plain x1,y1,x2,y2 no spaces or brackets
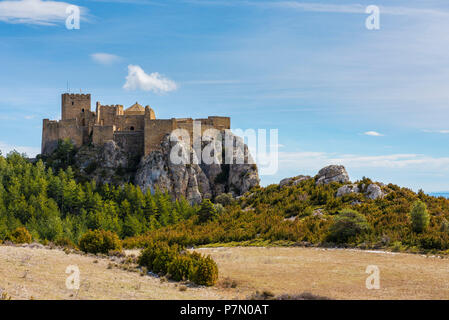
10,227,32,244
79,229,122,254
327,209,371,243
410,201,430,233
168,255,194,281
198,199,218,224
54,237,76,249
191,255,219,286
214,193,234,206
138,242,218,286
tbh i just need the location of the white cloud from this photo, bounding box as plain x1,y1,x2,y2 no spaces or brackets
364,131,384,137
0,0,86,26
422,129,449,134
0,141,39,157
187,1,449,17
91,53,121,65
123,65,177,93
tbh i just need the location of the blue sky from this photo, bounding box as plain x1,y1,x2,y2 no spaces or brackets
1,0,449,192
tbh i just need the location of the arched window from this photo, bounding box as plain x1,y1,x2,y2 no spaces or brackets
81,108,85,113
130,126,135,131
72,101,74,105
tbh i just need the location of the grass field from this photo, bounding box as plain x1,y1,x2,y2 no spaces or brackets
1,245,449,300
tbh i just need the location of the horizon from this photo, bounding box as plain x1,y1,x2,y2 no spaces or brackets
1,0,449,192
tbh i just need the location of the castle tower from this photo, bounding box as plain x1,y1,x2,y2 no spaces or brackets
61,93,91,121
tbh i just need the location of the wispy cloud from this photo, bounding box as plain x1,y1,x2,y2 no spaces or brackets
0,0,87,26
364,131,384,137
123,65,177,93
422,129,449,134
185,1,449,17
276,151,449,172
91,52,121,65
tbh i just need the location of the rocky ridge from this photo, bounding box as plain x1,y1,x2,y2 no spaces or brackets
280,165,385,200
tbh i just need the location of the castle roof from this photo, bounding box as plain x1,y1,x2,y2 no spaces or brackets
125,102,145,112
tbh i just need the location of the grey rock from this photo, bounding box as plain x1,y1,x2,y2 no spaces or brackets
279,175,311,188
336,183,385,200
336,184,360,197
316,165,350,185
136,131,259,204
366,184,384,200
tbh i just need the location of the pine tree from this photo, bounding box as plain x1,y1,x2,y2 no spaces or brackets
198,199,218,224
410,200,430,233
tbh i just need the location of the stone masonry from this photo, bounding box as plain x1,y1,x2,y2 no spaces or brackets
41,93,231,158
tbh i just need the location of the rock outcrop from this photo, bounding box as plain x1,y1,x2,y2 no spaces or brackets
280,164,385,200
336,183,385,200
315,165,350,185
279,175,311,188
135,132,260,204
75,140,136,184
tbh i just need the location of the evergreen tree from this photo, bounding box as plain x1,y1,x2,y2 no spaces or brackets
410,200,430,233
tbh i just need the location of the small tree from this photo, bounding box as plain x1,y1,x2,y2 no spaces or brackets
409,200,430,233
327,209,371,243
10,227,32,244
79,229,122,254
198,199,218,224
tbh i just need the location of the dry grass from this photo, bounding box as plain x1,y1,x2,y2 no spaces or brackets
2,245,449,300
198,246,449,300
0,245,230,300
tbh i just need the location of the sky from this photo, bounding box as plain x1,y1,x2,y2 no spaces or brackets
0,0,449,192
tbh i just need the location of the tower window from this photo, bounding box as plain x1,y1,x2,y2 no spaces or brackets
72,101,74,105
130,126,135,131
82,108,85,113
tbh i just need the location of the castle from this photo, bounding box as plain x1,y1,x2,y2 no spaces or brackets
42,93,230,157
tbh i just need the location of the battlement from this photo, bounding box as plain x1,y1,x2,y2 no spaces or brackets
42,93,231,157
62,93,91,99
101,104,124,108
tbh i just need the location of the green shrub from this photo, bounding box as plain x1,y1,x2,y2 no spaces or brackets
10,227,32,244
191,255,219,286
54,237,77,249
138,243,218,286
418,234,444,250
409,201,430,233
327,209,371,243
79,229,122,254
198,199,218,223
168,255,194,281
214,193,234,206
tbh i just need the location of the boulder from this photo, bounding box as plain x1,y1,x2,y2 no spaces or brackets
336,183,385,200
279,175,311,188
366,184,384,200
336,184,360,197
316,165,350,185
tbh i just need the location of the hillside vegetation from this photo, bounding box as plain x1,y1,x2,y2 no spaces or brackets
1,145,449,256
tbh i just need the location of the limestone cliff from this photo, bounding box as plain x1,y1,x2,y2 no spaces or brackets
69,131,260,203
135,132,260,203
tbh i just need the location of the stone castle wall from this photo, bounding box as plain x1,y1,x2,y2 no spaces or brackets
42,93,230,157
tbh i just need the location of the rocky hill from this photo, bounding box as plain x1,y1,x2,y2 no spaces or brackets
61,131,259,204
